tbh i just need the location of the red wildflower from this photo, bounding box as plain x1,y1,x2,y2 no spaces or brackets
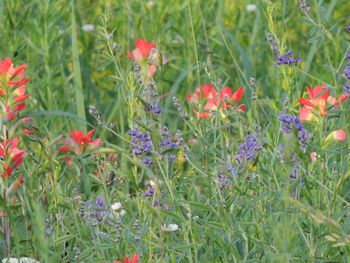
0,57,30,121
0,138,26,178
115,254,138,263
186,84,246,118
128,39,156,62
0,57,29,88
326,129,347,142
60,129,101,157
298,84,348,121
128,39,158,82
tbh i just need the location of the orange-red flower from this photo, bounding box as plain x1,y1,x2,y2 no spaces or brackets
298,84,348,121
0,138,26,178
0,57,30,121
186,84,246,118
128,39,156,62
128,39,158,83
59,129,101,157
115,254,138,263
326,129,347,142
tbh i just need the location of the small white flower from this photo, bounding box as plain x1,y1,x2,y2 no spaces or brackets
2,258,40,263
82,24,95,32
120,209,126,216
111,202,122,211
246,4,257,12
162,223,179,232
192,215,199,220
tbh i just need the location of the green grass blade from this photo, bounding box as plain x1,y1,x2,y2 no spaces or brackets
71,0,86,132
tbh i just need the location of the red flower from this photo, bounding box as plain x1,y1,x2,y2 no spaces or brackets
298,84,348,121
59,129,101,157
128,39,159,83
128,39,156,62
0,138,26,178
115,254,138,263
186,84,246,118
326,129,347,142
0,57,29,88
0,57,30,121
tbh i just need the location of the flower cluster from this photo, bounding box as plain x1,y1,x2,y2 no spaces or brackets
218,171,230,189
279,112,312,149
128,39,158,85
0,58,30,122
346,25,350,33
0,138,26,178
344,66,350,80
128,128,152,156
275,50,301,66
83,197,125,226
59,129,101,164
186,84,246,118
235,133,264,169
298,84,347,121
160,126,179,160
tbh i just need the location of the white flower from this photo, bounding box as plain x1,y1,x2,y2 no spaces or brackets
111,202,122,211
82,24,95,32
246,4,257,12
192,215,199,221
120,209,126,216
162,223,179,232
2,258,40,263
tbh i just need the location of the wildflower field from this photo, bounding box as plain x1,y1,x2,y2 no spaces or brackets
1,0,350,262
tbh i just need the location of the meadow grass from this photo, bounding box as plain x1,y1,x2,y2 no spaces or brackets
0,0,350,262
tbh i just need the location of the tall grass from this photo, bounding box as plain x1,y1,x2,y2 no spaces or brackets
0,0,350,262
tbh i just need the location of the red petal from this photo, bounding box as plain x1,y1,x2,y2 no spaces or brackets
0,57,12,75
298,98,315,108
220,86,233,99
232,87,244,103
8,78,29,86
59,145,71,152
10,64,27,79
200,84,216,99
127,50,135,60
130,255,139,263
135,39,156,58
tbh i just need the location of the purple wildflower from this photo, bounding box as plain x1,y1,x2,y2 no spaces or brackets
151,103,163,115
160,126,179,160
279,112,294,134
346,53,350,60
275,50,301,66
145,184,155,197
95,198,106,207
128,128,153,156
142,157,153,167
346,25,350,32
279,112,311,150
235,133,263,166
344,65,350,80
218,171,229,189
343,84,350,94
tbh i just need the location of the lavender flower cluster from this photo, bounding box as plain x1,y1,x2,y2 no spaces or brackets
341,53,350,94
160,126,179,160
218,171,230,189
129,128,153,166
235,133,264,168
279,112,312,149
344,53,350,81
275,50,301,66
129,128,152,155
